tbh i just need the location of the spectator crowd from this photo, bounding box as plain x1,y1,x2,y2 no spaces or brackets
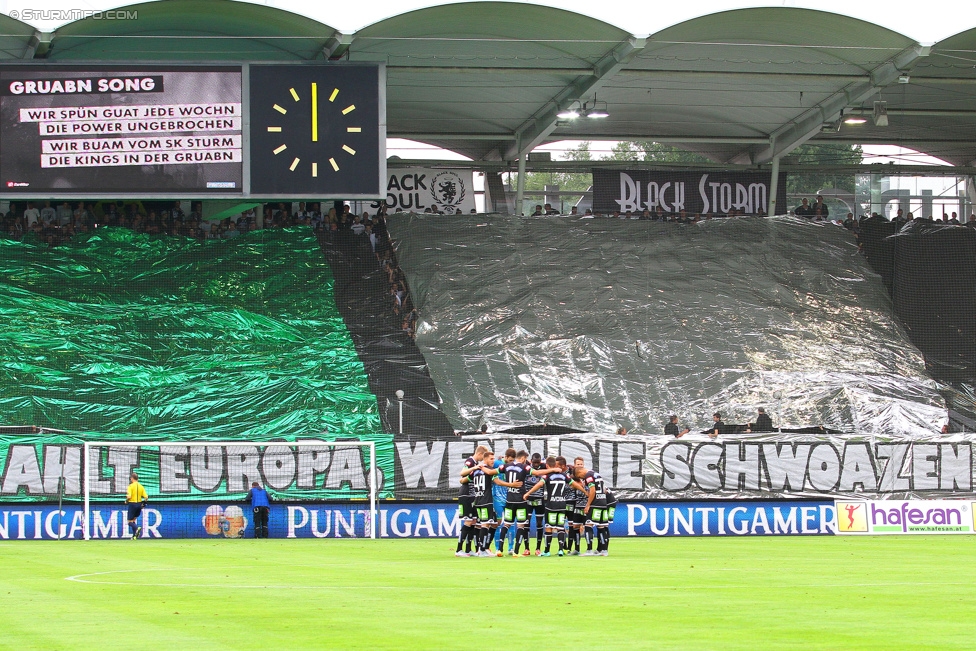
0,198,421,339
838,206,976,239
6,195,970,346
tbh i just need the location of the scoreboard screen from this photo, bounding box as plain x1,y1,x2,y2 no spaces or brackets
0,63,384,199
0,65,243,196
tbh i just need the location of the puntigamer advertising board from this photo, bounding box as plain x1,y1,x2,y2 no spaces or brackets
0,501,838,540
0,63,385,199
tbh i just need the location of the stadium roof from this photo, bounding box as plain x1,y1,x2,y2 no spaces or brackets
3,1,976,166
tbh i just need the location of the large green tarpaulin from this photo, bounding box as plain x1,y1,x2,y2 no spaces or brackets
0,228,391,501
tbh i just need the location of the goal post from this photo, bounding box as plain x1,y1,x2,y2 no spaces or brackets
82,440,377,540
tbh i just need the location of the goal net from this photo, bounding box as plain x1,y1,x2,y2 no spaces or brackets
82,440,378,540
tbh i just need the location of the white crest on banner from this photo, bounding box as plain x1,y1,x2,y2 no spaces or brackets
429,171,466,209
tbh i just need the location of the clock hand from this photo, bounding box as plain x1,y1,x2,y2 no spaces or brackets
311,82,318,143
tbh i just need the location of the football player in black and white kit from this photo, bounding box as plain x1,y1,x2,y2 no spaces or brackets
524,456,584,556
522,453,546,555
605,486,617,528
569,457,590,555
582,467,611,556
469,451,500,557
496,449,534,556
564,465,580,555
456,445,491,556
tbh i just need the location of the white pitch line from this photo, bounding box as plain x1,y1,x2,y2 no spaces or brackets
63,569,976,591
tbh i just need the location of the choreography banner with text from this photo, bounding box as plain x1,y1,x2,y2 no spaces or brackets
390,433,975,502
591,168,787,215
2,432,973,504
0,437,392,503
0,500,838,539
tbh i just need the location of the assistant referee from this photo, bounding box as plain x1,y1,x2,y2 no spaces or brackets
125,472,148,540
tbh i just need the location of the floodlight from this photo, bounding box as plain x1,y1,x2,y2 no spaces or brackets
582,97,610,118
557,102,581,119
873,101,889,127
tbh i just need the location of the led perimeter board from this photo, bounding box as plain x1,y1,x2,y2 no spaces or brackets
0,63,385,199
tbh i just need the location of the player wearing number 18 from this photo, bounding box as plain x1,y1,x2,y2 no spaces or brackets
582,469,611,556
522,453,546,554
125,472,148,540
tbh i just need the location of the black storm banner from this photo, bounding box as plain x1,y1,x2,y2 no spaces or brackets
592,169,788,216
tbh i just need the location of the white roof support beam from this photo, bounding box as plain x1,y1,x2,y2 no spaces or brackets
324,32,353,60
501,36,646,161
23,30,52,59
748,43,932,165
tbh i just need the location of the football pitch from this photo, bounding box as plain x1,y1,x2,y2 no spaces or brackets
1,536,973,650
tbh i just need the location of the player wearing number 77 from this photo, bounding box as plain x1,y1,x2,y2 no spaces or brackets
523,457,584,557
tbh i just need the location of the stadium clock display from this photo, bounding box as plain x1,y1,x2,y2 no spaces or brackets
248,64,384,197
263,82,361,179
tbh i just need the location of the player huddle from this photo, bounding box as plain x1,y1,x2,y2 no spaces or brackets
455,446,616,557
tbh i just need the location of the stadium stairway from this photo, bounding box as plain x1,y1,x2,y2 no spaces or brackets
315,229,454,440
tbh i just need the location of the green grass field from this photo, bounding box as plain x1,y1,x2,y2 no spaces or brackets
1,537,974,650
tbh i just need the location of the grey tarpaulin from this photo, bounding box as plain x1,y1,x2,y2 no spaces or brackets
388,215,945,439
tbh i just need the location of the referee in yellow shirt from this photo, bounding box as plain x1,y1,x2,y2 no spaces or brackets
125,472,148,540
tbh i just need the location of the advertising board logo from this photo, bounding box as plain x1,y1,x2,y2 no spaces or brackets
835,501,868,532
835,499,973,535
430,171,466,209
203,505,248,538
